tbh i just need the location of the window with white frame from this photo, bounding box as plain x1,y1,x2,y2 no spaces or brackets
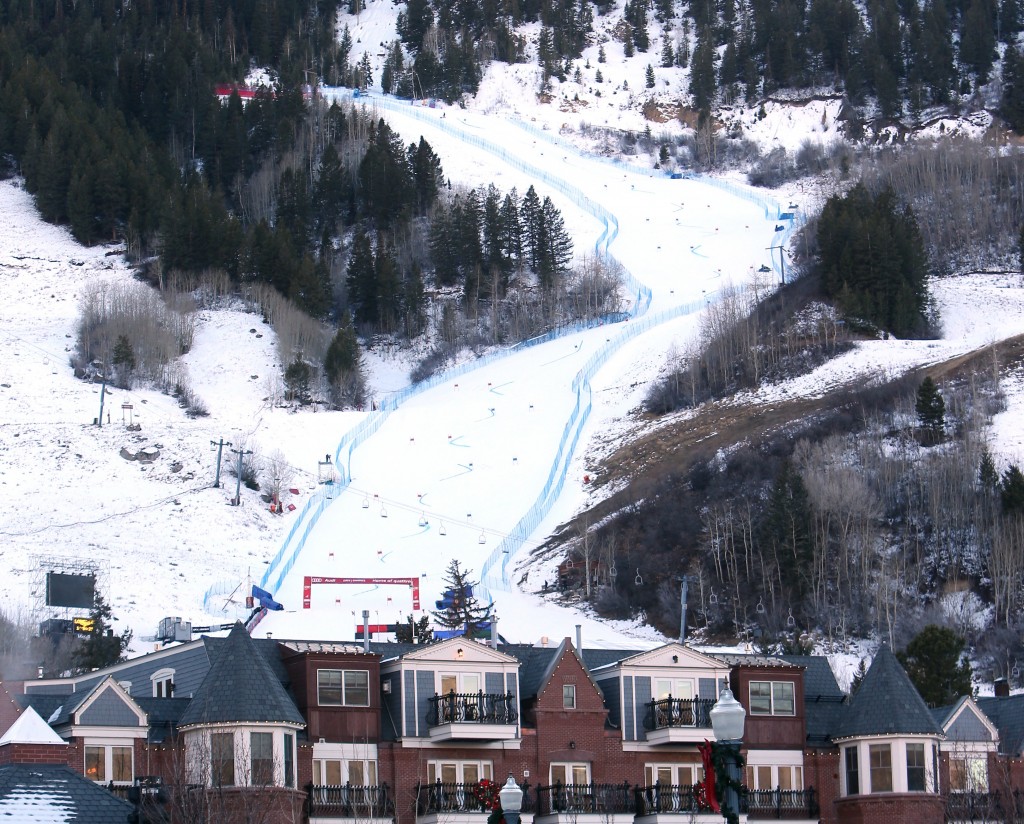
749,681,796,715
439,672,481,695
563,684,576,709
950,757,989,792
313,758,379,786
318,669,370,706
550,763,590,785
644,764,704,787
427,760,492,784
84,745,133,784
151,668,175,698
906,742,926,792
654,679,694,700
844,746,859,795
869,743,893,792
211,732,235,786
744,764,803,790
250,732,274,785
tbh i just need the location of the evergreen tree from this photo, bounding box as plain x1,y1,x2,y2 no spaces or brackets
849,658,869,693
759,461,814,600
347,230,378,325
538,196,574,290
1000,464,1024,514
661,38,675,67
959,0,996,83
521,185,543,272
72,594,133,675
395,614,433,643
112,334,136,388
646,64,656,86
897,625,973,706
689,31,718,122
1001,47,1024,132
431,560,494,637
323,316,367,408
915,376,945,444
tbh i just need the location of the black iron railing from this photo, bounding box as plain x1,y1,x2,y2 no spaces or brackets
946,789,1024,822
634,783,736,815
415,781,534,815
426,691,519,726
307,783,392,818
744,787,818,820
643,697,716,730
536,781,636,815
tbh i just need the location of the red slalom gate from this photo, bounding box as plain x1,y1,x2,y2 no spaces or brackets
302,576,421,611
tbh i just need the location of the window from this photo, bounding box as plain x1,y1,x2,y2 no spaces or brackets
284,734,295,788
745,764,803,790
250,732,274,785
749,681,795,716
440,673,481,694
151,668,175,698
211,732,235,786
645,764,704,787
427,760,491,784
654,679,694,700
950,757,988,792
550,763,590,785
318,669,370,706
844,747,859,795
906,743,926,791
84,745,133,784
869,744,892,793
563,684,576,709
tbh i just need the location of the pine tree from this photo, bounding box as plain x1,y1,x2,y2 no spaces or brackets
347,230,378,325
395,614,433,643
324,316,366,408
897,626,973,706
431,560,494,637
661,38,675,67
72,594,133,675
538,196,574,290
849,658,869,693
915,376,945,444
645,64,656,86
1000,464,1024,514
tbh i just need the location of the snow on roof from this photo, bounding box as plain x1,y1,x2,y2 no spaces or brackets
0,707,64,746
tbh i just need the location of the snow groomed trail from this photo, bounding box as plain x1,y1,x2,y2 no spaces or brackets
215,92,791,645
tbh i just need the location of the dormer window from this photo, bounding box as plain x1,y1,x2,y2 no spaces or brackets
152,668,175,698
318,669,370,706
749,680,795,715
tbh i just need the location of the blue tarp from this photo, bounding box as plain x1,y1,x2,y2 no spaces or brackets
252,585,284,611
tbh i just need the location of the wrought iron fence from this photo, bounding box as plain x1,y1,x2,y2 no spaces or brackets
426,691,519,725
744,787,818,820
415,781,534,815
946,789,1024,822
643,697,717,730
536,781,636,815
306,783,392,818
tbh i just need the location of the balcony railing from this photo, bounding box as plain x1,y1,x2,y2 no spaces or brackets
426,691,519,726
946,789,1024,822
744,787,819,820
415,781,534,815
536,781,636,815
634,783,726,815
643,697,716,730
307,783,392,819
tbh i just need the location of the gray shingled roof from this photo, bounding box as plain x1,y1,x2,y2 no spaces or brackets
976,695,1024,756
0,764,133,822
134,697,193,742
178,623,305,728
834,644,941,739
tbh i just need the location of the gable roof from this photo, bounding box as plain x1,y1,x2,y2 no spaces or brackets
606,643,730,671
178,623,305,728
975,695,1024,756
834,644,942,739
0,764,132,822
0,706,63,746
395,636,519,664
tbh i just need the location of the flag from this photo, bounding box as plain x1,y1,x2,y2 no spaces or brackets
252,585,284,611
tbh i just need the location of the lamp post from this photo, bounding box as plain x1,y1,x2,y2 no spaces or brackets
499,774,524,824
710,686,746,824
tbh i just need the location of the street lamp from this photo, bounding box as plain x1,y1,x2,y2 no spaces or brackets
499,774,524,824
710,686,746,824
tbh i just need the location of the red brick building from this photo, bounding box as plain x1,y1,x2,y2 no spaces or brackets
4,625,1023,824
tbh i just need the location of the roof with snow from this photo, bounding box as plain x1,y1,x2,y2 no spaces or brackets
0,764,132,822
0,706,63,746
834,644,942,739
178,623,304,728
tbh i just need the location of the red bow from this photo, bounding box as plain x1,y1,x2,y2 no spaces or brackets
697,740,720,813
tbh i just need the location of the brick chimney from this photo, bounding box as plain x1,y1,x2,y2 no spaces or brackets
994,678,1010,698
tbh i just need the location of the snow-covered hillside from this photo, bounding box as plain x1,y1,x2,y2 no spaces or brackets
4,0,1024,658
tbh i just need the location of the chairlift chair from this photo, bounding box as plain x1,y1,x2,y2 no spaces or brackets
756,597,766,615
635,568,643,586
